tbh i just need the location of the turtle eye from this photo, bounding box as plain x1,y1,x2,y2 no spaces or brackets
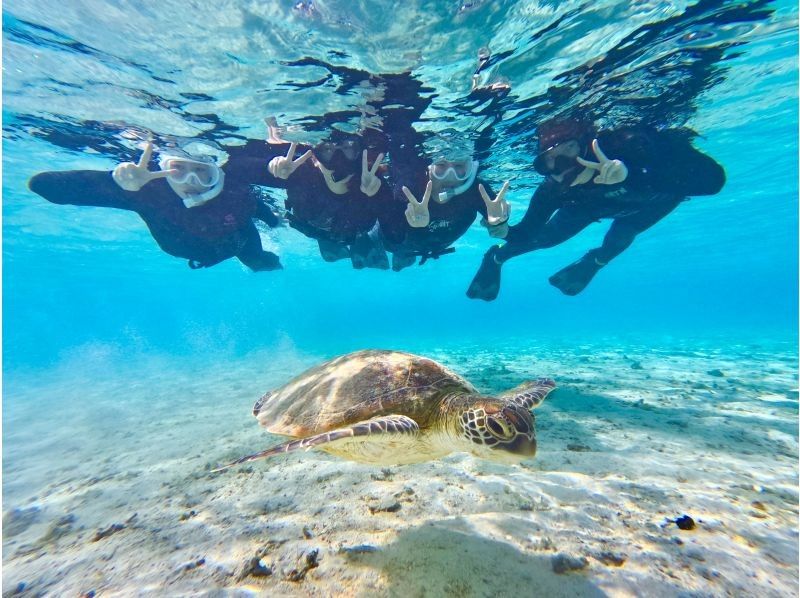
486,417,513,440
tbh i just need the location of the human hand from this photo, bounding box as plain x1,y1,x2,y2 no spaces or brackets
268,142,312,180
573,139,628,186
479,180,510,226
402,181,432,228
360,150,384,197
112,141,176,192
265,116,287,144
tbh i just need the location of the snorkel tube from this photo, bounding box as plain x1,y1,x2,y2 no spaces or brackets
433,160,479,203
158,153,225,207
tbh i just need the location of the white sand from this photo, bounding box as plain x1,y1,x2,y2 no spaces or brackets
2,339,798,597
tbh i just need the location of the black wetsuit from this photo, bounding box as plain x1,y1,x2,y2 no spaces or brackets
379,168,498,266
28,166,281,271
469,127,725,298
230,139,391,266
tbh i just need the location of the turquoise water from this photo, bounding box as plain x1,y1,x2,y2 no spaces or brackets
2,1,799,596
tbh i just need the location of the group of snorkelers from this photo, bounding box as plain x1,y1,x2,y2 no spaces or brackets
28,59,726,300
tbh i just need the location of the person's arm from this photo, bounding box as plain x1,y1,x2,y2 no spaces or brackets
602,129,725,197
474,180,511,239
225,141,314,190
502,182,561,246
28,169,138,210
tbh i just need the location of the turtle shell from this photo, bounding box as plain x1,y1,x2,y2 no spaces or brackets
253,350,477,437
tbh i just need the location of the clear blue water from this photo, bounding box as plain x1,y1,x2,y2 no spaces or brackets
2,1,799,595
4,0,797,371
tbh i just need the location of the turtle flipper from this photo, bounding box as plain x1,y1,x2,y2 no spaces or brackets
213,415,421,472
498,378,556,411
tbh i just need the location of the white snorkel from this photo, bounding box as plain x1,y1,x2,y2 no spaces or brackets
158,154,225,208
430,159,479,203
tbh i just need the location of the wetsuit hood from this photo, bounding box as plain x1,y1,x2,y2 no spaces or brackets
533,119,596,176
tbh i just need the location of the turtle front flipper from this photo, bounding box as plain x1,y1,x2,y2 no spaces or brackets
213,415,422,472
498,378,556,411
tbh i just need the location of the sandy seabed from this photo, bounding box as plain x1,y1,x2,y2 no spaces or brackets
2,338,798,597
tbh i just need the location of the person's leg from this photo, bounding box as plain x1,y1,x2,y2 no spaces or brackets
236,224,282,271
350,228,389,270
467,207,597,301
253,199,280,227
391,250,417,271
549,199,681,295
317,238,351,262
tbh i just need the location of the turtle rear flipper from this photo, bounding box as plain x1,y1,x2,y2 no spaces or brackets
213,415,421,472
498,378,556,411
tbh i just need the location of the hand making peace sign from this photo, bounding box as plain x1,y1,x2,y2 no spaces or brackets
112,141,177,192
360,150,385,197
479,181,510,225
402,180,433,228
573,139,628,186
268,142,313,180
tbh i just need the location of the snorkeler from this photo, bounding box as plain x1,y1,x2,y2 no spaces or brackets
28,140,283,272
466,119,726,300
379,141,511,271
259,121,391,270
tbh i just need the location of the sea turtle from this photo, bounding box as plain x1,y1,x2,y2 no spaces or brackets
216,350,555,470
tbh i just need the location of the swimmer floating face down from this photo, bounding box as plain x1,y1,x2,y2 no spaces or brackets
112,141,225,207
266,135,384,196
401,155,510,236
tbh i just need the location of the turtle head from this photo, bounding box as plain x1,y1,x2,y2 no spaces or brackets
457,399,537,461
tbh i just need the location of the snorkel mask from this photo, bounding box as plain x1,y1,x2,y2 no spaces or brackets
158,154,224,207
429,158,479,203
533,119,596,178
313,133,363,180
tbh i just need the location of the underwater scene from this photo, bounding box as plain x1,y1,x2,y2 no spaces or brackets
2,0,798,596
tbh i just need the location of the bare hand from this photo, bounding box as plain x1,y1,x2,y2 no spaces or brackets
573,139,628,186
360,150,384,197
112,141,176,192
478,181,510,225
268,142,312,180
402,181,433,228
265,116,287,144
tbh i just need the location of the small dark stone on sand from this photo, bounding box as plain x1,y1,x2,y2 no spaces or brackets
340,544,380,555
91,523,125,542
285,548,320,582
368,499,402,514
552,553,588,574
696,565,720,580
567,444,591,452
594,551,626,567
630,361,644,370
238,556,273,580
370,468,394,481
675,515,696,530
302,526,314,539
177,558,205,573
707,369,725,378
